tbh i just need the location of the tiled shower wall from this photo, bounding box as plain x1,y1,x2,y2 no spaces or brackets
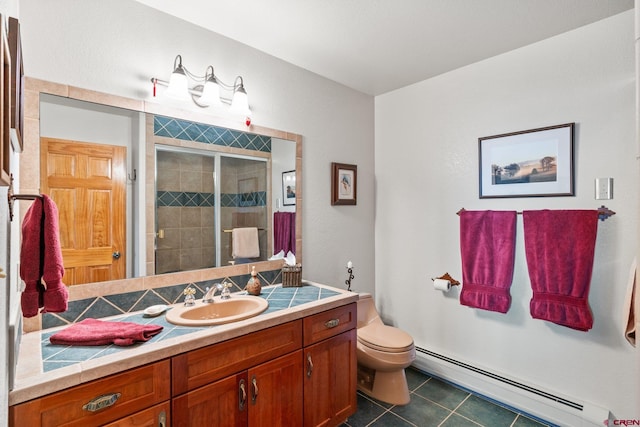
156,151,216,273
147,115,272,275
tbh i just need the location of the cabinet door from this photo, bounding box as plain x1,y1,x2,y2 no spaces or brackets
248,350,303,427
172,372,248,427
103,402,170,427
303,329,357,427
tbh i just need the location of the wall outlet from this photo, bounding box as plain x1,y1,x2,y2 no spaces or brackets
595,177,613,200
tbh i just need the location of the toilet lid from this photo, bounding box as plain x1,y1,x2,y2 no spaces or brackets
358,323,414,353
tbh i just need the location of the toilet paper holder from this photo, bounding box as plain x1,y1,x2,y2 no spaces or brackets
431,272,460,286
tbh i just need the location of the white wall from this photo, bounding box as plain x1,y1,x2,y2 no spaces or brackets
18,0,376,293
375,11,638,420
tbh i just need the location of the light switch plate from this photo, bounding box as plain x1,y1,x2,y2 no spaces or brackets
595,177,613,200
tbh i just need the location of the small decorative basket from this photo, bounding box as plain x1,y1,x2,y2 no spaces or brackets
282,264,303,287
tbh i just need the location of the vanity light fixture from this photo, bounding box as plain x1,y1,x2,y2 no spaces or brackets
151,54,251,117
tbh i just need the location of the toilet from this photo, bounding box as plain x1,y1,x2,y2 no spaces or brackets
356,293,416,405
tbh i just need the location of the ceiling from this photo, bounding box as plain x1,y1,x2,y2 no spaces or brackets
134,0,633,96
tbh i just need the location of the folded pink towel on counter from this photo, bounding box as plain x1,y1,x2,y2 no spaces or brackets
523,210,598,331
459,210,517,313
49,318,163,346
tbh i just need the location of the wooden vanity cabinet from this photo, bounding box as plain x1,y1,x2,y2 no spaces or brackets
10,302,357,427
171,320,303,426
303,303,357,427
9,360,171,427
171,304,357,427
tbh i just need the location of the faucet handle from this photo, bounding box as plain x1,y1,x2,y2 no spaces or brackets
220,282,232,299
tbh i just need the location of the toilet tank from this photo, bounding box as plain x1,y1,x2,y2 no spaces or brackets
357,293,382,328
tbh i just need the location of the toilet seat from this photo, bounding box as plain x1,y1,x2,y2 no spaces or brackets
357,323,414,353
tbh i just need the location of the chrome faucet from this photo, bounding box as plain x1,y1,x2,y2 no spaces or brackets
203,283,221,303
203,283,232,303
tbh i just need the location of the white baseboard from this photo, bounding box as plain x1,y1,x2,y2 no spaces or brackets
412,348,611,427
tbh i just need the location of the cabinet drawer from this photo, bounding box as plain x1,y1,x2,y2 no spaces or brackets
303,303,356,347
172,320,302,395
10,360,170,427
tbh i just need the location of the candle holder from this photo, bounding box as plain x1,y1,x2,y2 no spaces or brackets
345,266,355,291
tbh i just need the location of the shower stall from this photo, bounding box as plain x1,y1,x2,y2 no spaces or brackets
155,146,268,274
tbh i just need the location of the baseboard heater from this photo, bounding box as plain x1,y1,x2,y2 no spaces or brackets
415,347,582,411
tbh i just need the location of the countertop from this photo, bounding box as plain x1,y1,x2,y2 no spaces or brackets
10,281,358,406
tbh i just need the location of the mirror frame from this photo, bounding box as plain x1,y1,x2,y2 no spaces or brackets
19,77,302,330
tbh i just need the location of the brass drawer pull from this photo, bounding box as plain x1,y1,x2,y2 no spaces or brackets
324,318,340,329
82,392,121,412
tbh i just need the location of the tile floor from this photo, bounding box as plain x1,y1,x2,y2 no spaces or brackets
342,367,556,427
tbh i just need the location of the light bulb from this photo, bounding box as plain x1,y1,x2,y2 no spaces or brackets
165,69,189,101
198,79,222,107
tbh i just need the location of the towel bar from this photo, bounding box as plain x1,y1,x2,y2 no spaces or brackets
6,173,42,222
223,228,265,233
456,206,616,221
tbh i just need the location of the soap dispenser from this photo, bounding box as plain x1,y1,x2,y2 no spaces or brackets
246,266,262,296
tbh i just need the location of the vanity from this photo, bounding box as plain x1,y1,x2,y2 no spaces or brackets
9,78,356,426
9,282,358,427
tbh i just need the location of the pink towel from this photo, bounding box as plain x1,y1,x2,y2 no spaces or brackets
20,197,45,318
19,195,68,318
523,210,598,331
274,212,295,255
459,210,517,313
41,195,68,313
49,318,163,346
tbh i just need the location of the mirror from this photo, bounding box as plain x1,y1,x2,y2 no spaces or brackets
29,86,300,286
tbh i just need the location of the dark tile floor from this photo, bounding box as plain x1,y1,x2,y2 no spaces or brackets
343,368,556,427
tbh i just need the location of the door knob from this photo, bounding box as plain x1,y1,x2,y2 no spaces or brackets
112,251,121,259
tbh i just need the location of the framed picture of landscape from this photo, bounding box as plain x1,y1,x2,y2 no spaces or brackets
478,123,574,198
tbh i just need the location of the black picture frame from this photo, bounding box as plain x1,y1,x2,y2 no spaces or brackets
282,170,296,206
479,123,575,198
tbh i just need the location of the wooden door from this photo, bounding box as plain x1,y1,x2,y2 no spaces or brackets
40,138,126,285
248,350,303,427
303,330,357,427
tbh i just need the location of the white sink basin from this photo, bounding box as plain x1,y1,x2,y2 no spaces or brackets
165,296,269,326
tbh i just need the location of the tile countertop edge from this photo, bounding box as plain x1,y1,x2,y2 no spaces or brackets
9,282,358,406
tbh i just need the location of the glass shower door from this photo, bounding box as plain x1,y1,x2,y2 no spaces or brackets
219,155,268,266
155,148,216,274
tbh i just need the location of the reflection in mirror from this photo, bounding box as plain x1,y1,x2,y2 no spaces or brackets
38,93,297,285
154,147,269,273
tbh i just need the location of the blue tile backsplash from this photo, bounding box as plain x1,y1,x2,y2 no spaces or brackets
40,283,340,373
42,268,286,329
